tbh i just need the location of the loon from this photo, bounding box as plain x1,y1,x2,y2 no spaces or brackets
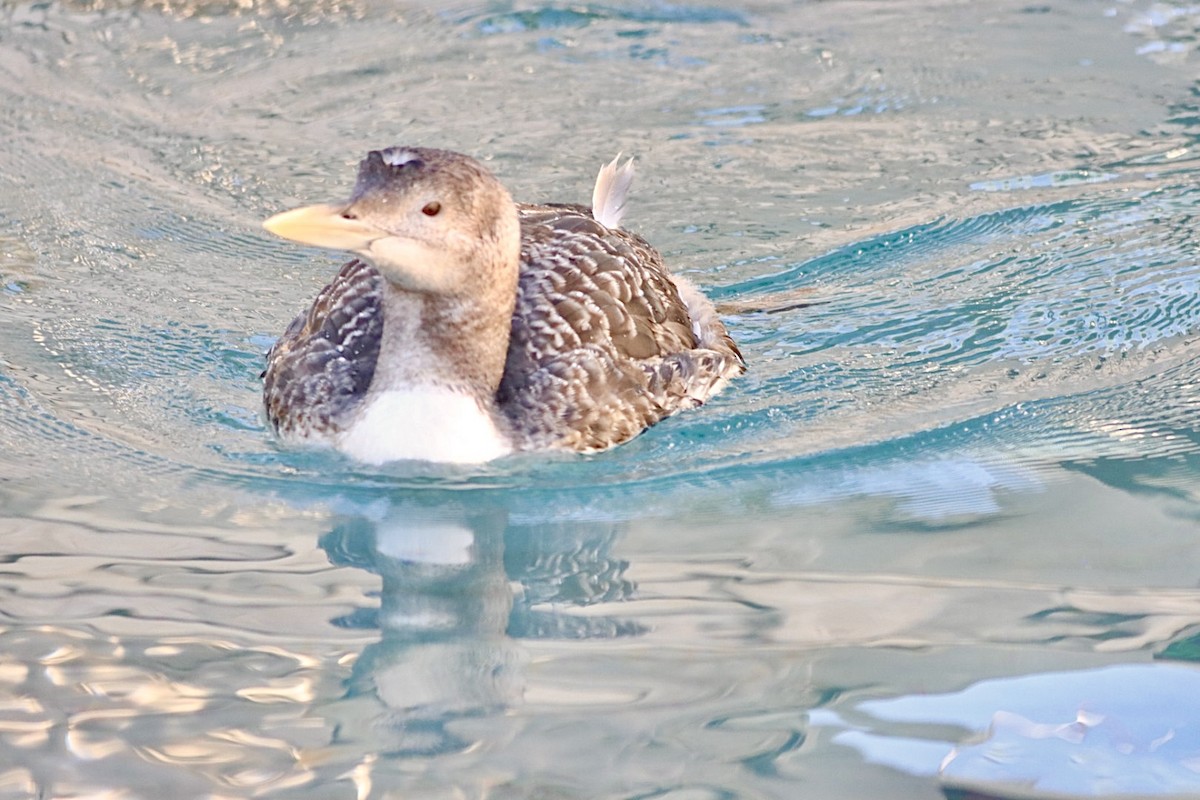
261,147,744,464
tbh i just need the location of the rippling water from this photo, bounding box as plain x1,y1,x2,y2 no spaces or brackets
4,0,1200,797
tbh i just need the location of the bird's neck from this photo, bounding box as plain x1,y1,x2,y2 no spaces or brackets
372,279,516,402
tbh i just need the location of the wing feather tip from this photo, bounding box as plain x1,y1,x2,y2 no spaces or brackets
591,152,636,229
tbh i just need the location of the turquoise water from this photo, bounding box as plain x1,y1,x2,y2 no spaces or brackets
4,0,1200,797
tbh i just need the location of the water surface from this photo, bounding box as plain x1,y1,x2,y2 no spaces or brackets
3,0,1200,797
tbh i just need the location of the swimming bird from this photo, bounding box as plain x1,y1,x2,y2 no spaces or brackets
262,147,744,464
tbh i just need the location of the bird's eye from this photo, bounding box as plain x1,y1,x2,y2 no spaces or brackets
422,201,442,217
341,211,357,220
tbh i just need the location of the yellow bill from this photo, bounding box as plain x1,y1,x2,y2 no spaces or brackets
263,204,380,251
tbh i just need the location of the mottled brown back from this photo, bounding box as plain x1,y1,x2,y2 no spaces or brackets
496,203,745,451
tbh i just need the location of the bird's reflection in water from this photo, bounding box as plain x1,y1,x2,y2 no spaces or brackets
318,497,643,761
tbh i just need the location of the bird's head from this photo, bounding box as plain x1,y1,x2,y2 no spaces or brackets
264,147,521,296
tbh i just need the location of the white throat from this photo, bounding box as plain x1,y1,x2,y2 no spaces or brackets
337,386,511,464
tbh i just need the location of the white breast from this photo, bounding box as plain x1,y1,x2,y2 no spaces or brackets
335,386,512,465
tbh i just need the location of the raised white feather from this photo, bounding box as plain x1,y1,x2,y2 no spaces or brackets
591,153,636,229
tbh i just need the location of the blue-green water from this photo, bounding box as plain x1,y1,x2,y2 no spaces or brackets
4,0,1200,797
